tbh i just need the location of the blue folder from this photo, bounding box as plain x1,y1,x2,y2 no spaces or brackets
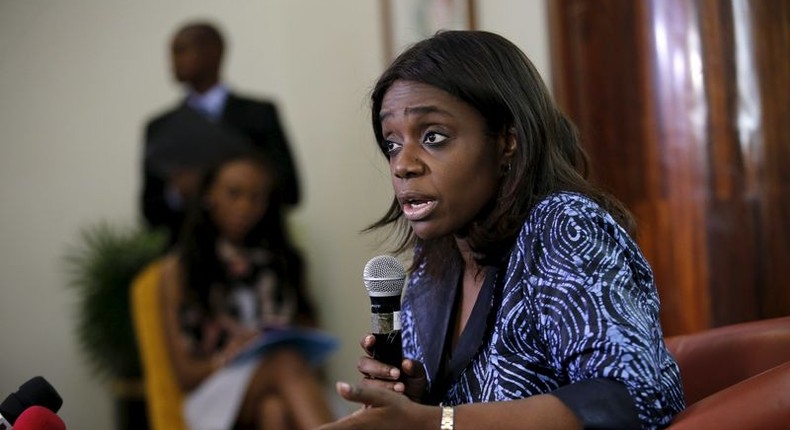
230,327,340,368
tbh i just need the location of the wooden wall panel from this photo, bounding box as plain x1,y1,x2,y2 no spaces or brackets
549,0,789,335
696,0,760,326
748,0,790,318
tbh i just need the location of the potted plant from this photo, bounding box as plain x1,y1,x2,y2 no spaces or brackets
64,222,166,430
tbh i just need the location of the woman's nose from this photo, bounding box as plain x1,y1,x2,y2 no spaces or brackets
392,143,426,179
234,196,257,214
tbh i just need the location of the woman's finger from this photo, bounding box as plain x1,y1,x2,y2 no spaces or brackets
358,376,405,393
359,334,376,354
336,382,400,408
400,359,427,400
357,356,400,380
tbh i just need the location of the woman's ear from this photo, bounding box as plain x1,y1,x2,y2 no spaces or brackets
500,126,517,159
498,127,518,176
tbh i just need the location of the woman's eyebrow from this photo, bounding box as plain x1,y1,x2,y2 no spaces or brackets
379,105,453,122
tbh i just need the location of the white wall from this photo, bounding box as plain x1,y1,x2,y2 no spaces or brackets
0,1,549,428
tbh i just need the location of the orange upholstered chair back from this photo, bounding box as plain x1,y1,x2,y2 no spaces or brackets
131,260,187,430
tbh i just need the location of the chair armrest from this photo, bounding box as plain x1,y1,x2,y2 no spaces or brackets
668,361,790,430
665,316,790,403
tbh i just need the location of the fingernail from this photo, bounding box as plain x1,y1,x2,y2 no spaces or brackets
336,381,350,392
390,368,400,378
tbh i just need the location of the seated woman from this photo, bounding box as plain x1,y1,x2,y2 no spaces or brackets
319,31,685,430
159,151,334,430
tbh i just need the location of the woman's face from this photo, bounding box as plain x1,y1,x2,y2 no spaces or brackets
380,80,509,240
205,160,272,243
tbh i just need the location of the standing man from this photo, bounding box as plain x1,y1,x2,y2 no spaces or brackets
141,21,300,241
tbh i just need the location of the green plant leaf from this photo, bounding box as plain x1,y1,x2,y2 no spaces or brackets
64,222,167,379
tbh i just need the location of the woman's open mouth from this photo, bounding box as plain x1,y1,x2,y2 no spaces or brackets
400,197,437,221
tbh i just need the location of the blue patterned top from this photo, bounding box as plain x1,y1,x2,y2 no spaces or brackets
401,192,685,429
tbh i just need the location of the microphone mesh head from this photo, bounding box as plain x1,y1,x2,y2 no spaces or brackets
363,255,405,297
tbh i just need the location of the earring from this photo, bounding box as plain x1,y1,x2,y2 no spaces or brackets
502,162,512,174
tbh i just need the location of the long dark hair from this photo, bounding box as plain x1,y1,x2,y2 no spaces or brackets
367,31,633,275
177,151,313,320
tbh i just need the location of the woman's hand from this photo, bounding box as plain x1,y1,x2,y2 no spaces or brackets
212,319,260,368
316,382,437,430
358,334,427,401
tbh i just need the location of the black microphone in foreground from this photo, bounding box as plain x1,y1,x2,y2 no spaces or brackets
0,376,63,428
363,255,406,368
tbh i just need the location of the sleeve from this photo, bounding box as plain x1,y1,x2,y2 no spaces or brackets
141,118,181,238
551,378,640,429
253,102,301,207
267,105,300,207
528,197,684,429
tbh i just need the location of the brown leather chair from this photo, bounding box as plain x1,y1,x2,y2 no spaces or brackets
665,316,790,429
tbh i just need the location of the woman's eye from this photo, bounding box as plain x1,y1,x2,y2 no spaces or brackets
423,131,448,145
384,140,402,153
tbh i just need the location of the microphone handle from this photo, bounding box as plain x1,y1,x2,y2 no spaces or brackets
372,330,402,368
369,295,403,367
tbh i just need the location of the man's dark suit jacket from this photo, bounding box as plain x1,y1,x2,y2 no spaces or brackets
141,93,301,240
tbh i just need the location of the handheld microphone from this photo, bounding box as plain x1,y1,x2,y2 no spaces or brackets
12,406,66,430
0,376,63,428
363,255,406,368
